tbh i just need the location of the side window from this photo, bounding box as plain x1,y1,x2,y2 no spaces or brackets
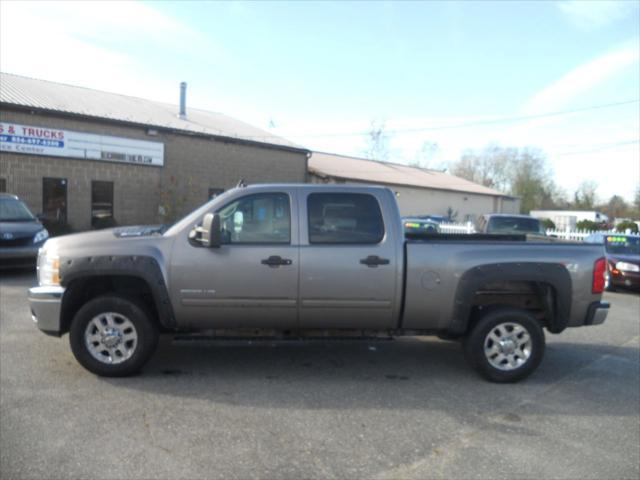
217,193,290,244
307,193,385,244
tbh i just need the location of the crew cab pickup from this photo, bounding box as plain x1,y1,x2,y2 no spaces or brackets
28,184,610,382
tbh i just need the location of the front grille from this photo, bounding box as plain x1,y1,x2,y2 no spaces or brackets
0,257,37,268
0,237,33,248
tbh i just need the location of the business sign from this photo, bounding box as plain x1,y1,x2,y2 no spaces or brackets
0,122,164,167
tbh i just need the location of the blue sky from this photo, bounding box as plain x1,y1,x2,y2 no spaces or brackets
1,1,638,201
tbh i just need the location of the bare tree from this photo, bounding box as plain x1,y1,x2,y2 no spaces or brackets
601,195,629,219
452,144,515,192
410,141,440,169
363,120,391,161
510,147,554,213
450,145,559,213
573,180,598,210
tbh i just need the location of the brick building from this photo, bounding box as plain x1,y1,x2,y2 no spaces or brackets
0,73,309,231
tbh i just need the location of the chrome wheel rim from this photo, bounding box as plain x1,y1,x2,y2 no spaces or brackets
84,312,138,365
484,322,532,371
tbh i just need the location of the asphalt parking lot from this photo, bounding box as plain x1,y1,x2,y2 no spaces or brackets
1,269,639,480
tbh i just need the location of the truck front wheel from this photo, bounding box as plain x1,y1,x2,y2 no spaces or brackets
69,295,159,377
463,308,545,383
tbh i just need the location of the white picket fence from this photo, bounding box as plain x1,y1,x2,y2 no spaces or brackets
545,228,639,241
439,222,475,234
437,224,639,241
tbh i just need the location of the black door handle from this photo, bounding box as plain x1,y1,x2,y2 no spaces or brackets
360,255,390,267
261,255,293,267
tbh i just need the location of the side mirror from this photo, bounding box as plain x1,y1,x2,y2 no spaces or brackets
190,213,221,248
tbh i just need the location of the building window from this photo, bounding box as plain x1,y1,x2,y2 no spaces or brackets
307,193,385,244
42,178,67,224
208,187,224,200
91,181,115,229
0,178,6,192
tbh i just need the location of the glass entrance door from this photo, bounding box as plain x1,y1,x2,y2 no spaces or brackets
42,177,67,224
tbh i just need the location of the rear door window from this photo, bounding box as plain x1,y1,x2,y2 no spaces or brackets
307,193,385,244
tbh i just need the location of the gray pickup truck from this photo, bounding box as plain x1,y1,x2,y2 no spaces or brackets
28,184,610,382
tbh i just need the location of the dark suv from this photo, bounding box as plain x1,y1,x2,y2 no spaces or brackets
585,233,640,291
0,193,49,268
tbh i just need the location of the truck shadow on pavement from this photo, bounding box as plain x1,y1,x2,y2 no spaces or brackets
99,337,639,416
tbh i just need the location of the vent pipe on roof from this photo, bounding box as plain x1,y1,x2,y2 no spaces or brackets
179,81,187,119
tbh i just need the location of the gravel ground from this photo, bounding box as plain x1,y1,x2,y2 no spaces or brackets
1,269,639,479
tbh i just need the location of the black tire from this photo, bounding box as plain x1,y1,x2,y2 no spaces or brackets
69,295,158,377
463,308,545,383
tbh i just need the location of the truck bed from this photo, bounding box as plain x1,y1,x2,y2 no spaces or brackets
401,239,604,332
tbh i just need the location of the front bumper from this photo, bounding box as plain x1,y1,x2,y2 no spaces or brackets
610,270,640,290
584,301,610,326
0,244,41,268
28,286,65,336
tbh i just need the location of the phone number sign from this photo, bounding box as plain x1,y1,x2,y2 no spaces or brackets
0,123,164,167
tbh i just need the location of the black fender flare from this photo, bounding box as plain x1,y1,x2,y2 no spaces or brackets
59,255,176,328
448,262,572,335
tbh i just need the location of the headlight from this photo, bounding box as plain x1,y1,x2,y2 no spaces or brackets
37,247,60,286
33,228,49,244
616,261,640,273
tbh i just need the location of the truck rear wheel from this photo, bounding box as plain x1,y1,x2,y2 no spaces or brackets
463,308,545,383
69,295,158,377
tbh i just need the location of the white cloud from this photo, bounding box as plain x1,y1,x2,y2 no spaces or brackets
0,1,224,104
0,1,636,201
558,0,639,30
521,41,639,115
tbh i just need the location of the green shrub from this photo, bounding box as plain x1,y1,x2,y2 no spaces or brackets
615,221,639,233
576,220,602,231
540,218,556,230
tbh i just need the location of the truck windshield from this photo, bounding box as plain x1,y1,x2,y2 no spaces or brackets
488,217,543,234
0,197,36,222
605,236,640,255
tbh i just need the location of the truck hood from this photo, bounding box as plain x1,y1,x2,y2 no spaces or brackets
42,225,168,257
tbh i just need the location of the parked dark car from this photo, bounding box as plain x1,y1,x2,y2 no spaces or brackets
415,214,446,223
476,214,546,236
402,217,440,235
585,233,640,291
0,193,49,268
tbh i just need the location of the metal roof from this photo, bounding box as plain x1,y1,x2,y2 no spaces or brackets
0,72,306,152
309,151,512,197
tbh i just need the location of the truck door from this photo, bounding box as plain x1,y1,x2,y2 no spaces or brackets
169,190,299,329
298,190,400,329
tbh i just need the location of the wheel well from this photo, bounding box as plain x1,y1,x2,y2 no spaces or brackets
468,280,556,331
60,275,160,334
